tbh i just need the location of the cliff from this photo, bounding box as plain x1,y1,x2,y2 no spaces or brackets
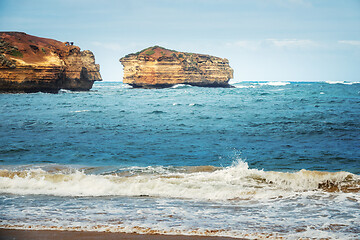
119,46,233,88
0,32,102,93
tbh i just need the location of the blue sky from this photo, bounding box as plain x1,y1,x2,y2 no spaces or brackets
1,0,359,82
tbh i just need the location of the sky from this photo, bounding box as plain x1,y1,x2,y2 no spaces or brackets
1,0,359,82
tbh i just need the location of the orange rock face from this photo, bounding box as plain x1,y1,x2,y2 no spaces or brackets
0,32,102,93
120,46,233,88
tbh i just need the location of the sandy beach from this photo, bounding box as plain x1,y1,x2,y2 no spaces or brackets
0,229,242,240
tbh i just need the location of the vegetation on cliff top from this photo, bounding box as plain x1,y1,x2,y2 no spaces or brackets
9,49,23,58
0,39,23,58
124,46,179,58
121,45,215,62
145,49,155,56
0,38,21,67
0,32,86,64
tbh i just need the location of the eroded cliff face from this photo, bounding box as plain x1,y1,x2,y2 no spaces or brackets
0,32,102,93
120,46,233,88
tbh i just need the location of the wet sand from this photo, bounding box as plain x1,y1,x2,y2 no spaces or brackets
0,229,242,240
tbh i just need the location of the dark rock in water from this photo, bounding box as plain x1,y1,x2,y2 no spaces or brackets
120,46,234,88
0,32,102,93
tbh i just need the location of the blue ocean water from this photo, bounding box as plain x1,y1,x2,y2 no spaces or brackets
0,81,359,239
1,81,359,172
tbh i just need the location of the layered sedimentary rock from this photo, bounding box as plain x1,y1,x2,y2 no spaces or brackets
120,46,233,88
0,32,102,93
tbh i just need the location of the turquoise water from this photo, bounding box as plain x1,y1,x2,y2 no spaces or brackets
0,81,359,239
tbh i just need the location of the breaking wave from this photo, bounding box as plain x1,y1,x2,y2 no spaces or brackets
325,81,360,85
170,84,193,89
232,82,291,88
258,81,291,86
1,161,359,199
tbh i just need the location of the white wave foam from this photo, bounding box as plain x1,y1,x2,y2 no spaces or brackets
0,161,358,199
70,110,90,113
58,89,73,93
170,84,192,89
325,81,360,85
258,82,290,86
93,83,132,89
234,85,256,89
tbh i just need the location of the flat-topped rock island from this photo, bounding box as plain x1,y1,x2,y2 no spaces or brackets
120,46,234,88
0,32,102,93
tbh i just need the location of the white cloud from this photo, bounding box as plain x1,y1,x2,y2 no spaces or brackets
226,39,317,50
338,40,360,46
267,39,316,48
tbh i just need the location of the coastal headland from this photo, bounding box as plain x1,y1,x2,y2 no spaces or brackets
0,32,102,93
120,46,234,88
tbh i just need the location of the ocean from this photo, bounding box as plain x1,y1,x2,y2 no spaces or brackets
0,81,359,239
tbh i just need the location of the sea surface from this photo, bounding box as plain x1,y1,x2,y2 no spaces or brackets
0,81,359,239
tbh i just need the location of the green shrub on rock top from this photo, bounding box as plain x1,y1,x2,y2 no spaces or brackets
145,50,155,56
0,39,23,58
9,49,23,58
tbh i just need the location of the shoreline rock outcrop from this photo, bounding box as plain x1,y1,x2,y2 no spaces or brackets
120,46,233,88
0,32,102,93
